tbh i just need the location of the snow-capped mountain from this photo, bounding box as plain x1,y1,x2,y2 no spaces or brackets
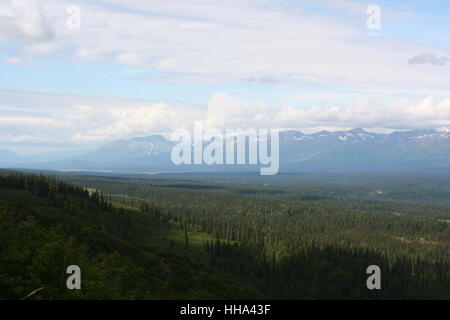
281,128,450,145
278,128,450,171
3,129,450,173
93,135,174,158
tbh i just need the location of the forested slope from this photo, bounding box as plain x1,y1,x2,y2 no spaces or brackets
1,171,450,299
62,172,450,299
0,172,259,300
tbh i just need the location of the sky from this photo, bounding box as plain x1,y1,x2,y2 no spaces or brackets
0,0,449,154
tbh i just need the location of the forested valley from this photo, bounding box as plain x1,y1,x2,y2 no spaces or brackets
1,170,450,299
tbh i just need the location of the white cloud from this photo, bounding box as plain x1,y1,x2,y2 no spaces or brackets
0,0,53,41
1,1,450,152
408,54,449,66
116,52,151,67
75,48,105,61
272,96,450,130
0,134,49,143
204,93,269,129
72,102,204,141
0,116,65,127
24,42,62,55
3,57,22,65
3,56,36,67
202,93,450,132
312,0,413,20
1,0,449,93
1,90,450,151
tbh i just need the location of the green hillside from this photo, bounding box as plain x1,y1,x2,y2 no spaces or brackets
0,173,259,300
1,171,450,299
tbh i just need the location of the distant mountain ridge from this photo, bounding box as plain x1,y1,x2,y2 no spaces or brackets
2,128,450,173
0,149,20,161
278,128,450,172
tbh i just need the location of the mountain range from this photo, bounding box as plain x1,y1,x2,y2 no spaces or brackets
2,128,450,173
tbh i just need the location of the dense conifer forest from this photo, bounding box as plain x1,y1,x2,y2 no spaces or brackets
0,172,258,299
1,170,449,299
